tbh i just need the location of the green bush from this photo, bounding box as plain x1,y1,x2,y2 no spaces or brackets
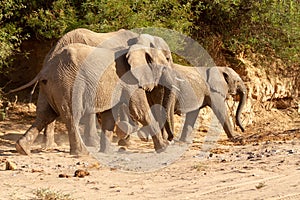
0,0,27,73
0,0,299,77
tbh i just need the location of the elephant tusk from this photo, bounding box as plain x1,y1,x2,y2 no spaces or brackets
175,77,185,82
171,85,180,92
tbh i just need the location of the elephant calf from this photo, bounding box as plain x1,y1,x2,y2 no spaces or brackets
161,64,247,143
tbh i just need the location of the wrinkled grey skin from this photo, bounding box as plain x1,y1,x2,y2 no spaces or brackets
15,34,173,155
161,64,247,143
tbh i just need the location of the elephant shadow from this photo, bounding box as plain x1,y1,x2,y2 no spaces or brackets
0,133,21,156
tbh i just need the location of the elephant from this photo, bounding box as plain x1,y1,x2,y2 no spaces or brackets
160,64,247,143
15,33,173,155
10,28,138,148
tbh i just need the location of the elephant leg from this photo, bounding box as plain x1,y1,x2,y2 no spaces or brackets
16,98,58,155
65,116,90,155
128,90,168,152
164,119,174,142
116,103,138,146
42,120,57,149
210,99,241,141
99,109,115,153
179,109,200,143
81,114,100,147
136,108,168,153
218,113,243,142
116,121,136,146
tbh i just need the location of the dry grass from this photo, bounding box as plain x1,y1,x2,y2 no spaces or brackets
34,188,73,200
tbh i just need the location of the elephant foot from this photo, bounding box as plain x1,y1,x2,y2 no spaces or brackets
69,143,90,156
99,131,113,154
137,129,149,142
83,136,100,147
99,145,112,154
153,137,169,153
167,135,174,142
16,138,31,155
70,147,90,156
42,138,58,150
229,135,245,145
118,135,131,147
155,143,168,153
116,121,136,139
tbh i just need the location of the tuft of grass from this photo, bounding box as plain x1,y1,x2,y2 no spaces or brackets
192,163,207,172
34,188,73,200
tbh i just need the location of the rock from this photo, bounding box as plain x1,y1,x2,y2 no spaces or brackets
58,173,71,178
74,169,90,178
5,160,17,170
287,149,295,154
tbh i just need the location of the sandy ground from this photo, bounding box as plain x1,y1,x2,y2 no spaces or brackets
0,103,299,200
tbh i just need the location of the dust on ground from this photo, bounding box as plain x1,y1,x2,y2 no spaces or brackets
0,103,299,200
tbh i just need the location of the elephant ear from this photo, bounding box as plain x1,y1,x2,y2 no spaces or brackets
126,44,156,91
126,34,173,91
220,67,239,95
136,34,173,64
206,67,227,96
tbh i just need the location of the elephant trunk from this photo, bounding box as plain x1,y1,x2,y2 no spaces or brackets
160,68,178,140
235,83,247,132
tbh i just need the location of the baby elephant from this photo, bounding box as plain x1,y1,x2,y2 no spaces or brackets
160,64,247,143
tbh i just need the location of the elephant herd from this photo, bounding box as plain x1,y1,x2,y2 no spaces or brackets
10,28,247,156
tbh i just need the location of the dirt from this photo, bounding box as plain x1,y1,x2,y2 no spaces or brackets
0,103,299,200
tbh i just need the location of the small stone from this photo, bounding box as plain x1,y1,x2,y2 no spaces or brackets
5,160,17,170
288,150,294,154
58,174,70,178
74,169,90,178
31,169,44,173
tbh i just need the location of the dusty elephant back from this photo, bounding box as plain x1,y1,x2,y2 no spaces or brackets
45,28,138,62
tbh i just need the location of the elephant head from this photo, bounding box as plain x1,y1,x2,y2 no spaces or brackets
218,67,247,132
126,34,173,91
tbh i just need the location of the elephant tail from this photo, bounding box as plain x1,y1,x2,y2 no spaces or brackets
235,84,247,132
7,75,39,95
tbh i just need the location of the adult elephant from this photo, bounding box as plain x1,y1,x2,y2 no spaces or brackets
134,64,247,143
10,28,139,148
15,37,173,155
